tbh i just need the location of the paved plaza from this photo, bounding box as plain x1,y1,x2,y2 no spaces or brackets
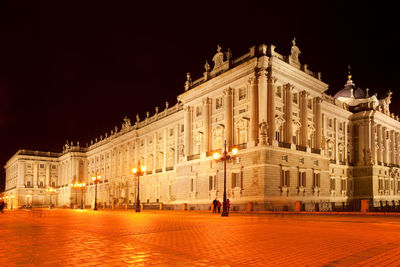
1,209,400,266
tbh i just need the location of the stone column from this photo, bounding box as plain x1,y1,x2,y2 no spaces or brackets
370,122,376,164
267,75,276,145
18,161,25,187
258,72,268,140
175,124,180,163
163,128,167,171
33,163,38,187
315,97,322,149
202,98,211,153
153,134,156,171
377,124,382,164
301,91,309,146
285,84,293,143
45,163,50,186
184,106,192,157
344,122,349,163
358,122,364,165
144,136,148,168
390,130,395,165
396,133,400,165
335,119,339,162
249,76,259,146
383,127,388,164
224,88,233,148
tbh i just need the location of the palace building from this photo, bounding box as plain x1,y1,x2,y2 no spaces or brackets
4,39,400,211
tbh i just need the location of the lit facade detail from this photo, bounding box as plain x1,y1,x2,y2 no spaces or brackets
4,40,400,210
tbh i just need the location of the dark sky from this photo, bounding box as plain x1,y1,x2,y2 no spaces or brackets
0,1,398,191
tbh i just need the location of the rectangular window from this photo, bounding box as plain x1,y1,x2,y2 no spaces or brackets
190,179,194,192
330,178,336,190
276,87,282,98
169,129,174,136
328,119,333,128
379,179,383,190
293,136,296,144
27,181,31,187
231,173,240,188
281,170,290,187
51,165,56,169
384,179,389,190
276,131,280,142
181,125,184,132
39,181,43,187
292,93,298,104
298,172,306,187
341,179,347,191
307,99,312,109
52,182,55,187
313,173,320,187
196,106,202,116
40,164,44,169
216,97,223,109
239,88,246,100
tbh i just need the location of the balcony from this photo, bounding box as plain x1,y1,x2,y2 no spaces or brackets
146,170,153,175
339,161,346,165
187,154,200,161
278,142,291,149
329,159,336,164
311,148,321,154
165,166,174,171
155,169,162,173
296,145,307,152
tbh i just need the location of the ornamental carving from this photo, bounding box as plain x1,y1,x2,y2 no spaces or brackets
212,45,224,70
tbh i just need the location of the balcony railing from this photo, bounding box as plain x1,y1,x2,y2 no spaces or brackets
166,166,174,171
278,142,291,149
311,148,321,154
296,145,307,152
329,159,336,164
155,169,162,173
146,170,153,175
187,154,200,161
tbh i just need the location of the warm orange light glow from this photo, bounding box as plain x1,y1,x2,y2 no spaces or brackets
213,152,220,159
232,147,238,155
132,168,137,174
97,175,101,180
141,166,146,172
92,177,96,181
11,195,14,198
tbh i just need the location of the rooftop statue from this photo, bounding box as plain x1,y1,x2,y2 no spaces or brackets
212,45,224,70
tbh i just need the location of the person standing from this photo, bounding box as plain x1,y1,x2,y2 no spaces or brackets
0,200,4,213
217,200,221,213
212,198,218,213
226,199,230,214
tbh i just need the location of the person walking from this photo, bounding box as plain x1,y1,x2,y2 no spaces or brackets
217,200,221,213
212,198,218,213
0,200,4,213
226,198,230,214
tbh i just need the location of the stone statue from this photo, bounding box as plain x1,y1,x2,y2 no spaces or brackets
290,37,301,64
204,60,211,72
212,45,224,70
184,72,192,91
146,111,150,118
136,114,140,122
122,116,131,130
155,107,159,114
165,101,169,109
225,48,232,61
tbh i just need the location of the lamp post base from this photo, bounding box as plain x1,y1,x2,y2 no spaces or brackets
221,210,229,217
135,207,141,212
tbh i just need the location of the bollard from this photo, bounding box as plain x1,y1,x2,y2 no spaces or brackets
295,201,301,212
247,202,253,212
361,200,369,213
182,203,187,211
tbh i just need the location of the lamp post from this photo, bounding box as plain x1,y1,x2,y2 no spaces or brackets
213,140,238,217
132,164,146,212
92,176,101,210
78,183,86,209
46,187,56,209
70,182,79,208
10,195,14,210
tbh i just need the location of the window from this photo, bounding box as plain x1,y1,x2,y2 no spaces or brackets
40,164,44,168
169,129,174,136
231,172,242,188
339,122,343,131
276,131,280,142
196,106,202,116
378,179,383,190
328,119,332,128
209,175,216,191
298,172,306,187
341,179,347,191
181,125,184,132
27,181,31,187
293,136,297,145
276,86,282,98
216,97,223,109
281,170,290,187
313,173,320,187
239,88,246,100
52,165,56,169
39,181,43,187
385,179,389,190
330,178,336,190
52,182,55,186
292,93,298,104
307,99,312,109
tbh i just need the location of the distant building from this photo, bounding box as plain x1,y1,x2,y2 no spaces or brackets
4,39,399,211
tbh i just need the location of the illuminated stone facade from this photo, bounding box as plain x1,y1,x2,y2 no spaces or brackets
4,40,400,210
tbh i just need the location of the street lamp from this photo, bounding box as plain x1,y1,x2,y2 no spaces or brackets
132,164,146,212
46,187,56,209
92,176,101,210
213,140,238,217
78,183,86,209
70,182,79,208
10,195,14,210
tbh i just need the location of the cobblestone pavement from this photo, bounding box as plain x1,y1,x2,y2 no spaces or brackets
1,209,400,266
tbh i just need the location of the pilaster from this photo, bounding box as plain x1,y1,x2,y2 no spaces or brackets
184,106,193,156
224,88,233,148
249,76,259,146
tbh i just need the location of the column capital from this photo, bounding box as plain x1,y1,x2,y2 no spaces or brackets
202,97,212,105
223,87,233,96
184,105,192,112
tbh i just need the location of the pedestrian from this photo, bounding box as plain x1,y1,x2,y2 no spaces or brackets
212,198,217,213
0,200,4,213
217,200,221,213
226,198,230,214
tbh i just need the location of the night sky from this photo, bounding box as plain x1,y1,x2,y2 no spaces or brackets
0,1,398,191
